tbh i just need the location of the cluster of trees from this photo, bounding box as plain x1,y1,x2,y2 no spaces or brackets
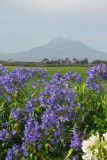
41,58,88,65
41,58,89,65
72,58,89,64
41,58,107,65
41,58,71,65
91,59,107,65
0,58,107,67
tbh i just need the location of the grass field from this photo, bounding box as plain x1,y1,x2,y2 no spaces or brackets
7,66,107,94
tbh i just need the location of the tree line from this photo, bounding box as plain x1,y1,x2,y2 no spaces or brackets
0,58,107,67
41,58,107,65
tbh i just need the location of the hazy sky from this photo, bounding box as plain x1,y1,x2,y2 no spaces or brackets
0,0,107,53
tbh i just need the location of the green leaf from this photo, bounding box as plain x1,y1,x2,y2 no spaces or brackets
65,148,74,159
30,153,33,159
34,155,38,160
45,143,49,154
2,143,6,147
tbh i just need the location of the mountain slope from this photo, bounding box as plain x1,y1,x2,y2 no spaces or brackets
0,35,107,62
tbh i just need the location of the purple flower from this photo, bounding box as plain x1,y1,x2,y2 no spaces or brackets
11,130,17,135
86,64,107,92
0,129,10,141
0,64,8,75
70,126,82,151
6,144,22,160
11,106,25,121
63,71,82,83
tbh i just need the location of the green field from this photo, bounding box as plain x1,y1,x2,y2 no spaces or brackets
7,66,87,82
7,66,107,94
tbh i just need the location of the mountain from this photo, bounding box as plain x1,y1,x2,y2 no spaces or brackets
0,35,107,62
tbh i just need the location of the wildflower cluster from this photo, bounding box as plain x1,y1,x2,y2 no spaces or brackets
0,66,36,94
0,64,8,96
86,63,107,91
63,71,82,83
8,72,83,159
0,64,107,159
0,65,48,101
0,64,8,75
70,126,82,152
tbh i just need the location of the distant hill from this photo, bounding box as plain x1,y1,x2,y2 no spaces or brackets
0,35,107,62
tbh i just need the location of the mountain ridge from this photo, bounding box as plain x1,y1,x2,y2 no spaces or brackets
0,35,107,62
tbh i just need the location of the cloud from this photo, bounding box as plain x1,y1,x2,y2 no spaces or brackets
1,0,106,19
17,0,107,14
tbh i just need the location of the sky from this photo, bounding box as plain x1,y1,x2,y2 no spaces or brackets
0,0,107,53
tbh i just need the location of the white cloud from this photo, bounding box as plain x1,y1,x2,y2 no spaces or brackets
1,0,106,17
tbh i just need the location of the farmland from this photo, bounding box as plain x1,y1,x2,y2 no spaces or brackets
0,64,107,160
